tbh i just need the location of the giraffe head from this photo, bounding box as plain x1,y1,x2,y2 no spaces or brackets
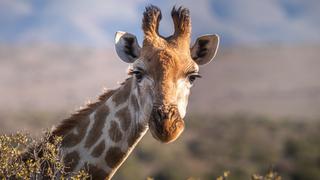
115,5,219,143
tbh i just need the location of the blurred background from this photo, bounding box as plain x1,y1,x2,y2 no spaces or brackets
1,0,320,179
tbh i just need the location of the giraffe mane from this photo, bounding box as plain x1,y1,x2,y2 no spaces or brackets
51,89,116,137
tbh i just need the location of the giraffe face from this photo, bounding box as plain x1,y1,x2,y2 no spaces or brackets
131,48,199,143
114,6,219,143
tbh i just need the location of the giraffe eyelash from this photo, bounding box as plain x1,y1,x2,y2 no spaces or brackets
187,71,202,78
128,67,145,75
189,74,202,78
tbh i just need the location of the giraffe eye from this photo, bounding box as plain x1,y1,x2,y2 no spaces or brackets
132,71,144,82
188,74,201,84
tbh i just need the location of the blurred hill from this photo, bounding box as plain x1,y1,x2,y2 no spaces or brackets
0,44,320,133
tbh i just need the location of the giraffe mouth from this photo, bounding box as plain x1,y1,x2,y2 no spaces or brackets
149,106,185,143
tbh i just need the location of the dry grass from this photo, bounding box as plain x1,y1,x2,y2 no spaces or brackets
0,132,89,179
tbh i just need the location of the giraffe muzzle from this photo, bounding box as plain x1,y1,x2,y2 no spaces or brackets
149,105,185,143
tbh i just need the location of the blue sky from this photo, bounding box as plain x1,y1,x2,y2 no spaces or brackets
0,0,319,47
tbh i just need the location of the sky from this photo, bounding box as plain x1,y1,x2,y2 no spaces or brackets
0,0,319,47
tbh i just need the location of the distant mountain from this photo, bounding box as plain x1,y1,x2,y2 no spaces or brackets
0,44,320,118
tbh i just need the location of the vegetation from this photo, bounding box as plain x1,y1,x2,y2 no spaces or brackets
0,132,89,179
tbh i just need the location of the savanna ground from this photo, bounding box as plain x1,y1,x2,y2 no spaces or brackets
1,45,320,179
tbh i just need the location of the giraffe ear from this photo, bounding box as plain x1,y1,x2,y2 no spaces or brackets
115,31,141,63
191,34,219,65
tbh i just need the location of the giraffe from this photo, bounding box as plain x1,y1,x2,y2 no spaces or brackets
49,5,219,179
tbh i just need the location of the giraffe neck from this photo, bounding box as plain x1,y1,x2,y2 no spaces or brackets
53,78,151,179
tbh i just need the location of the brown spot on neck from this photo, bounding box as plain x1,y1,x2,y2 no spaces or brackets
91,140,105,158
63,151,80,172
86,163,109,180
115,106,131,131
105,147,125,168
108,121,122,142
61,116,90,148
85,104,109,148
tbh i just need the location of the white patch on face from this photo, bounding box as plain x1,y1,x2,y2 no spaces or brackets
131,59,145,70
131,59,155,123
134,77,154,122
176,79,191,118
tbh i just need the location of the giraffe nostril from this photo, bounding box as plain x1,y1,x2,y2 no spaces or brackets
168,109,175,119
156,109,162,119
